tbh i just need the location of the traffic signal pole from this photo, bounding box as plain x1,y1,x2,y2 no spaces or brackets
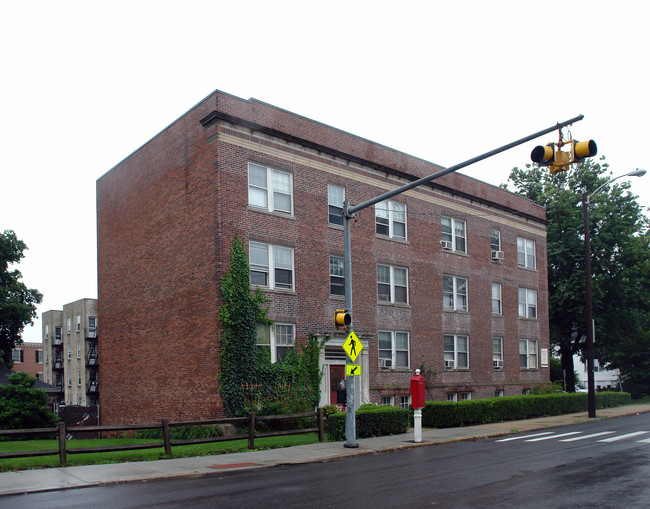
342,114,584,448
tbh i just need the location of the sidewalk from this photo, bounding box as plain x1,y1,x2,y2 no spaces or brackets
2,404,649,497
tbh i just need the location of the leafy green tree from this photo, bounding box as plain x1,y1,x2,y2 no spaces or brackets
0,231,43,367
505,158,649,393
0,371,57,429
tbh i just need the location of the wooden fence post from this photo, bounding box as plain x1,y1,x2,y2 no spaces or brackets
58,421,67,465
162,418,172,458
317,407,324,442
248,412,256,449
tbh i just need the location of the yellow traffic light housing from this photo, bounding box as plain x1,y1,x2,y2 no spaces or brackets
530,143,555,165
334,309,351,330
572,139,598,162
531,136,597,175
550,151,570,174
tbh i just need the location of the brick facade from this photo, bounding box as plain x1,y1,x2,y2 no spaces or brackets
97,90,549,424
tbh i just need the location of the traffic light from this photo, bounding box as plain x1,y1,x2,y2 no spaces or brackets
334,309,351,330
571,139,598,162
530,143,555,165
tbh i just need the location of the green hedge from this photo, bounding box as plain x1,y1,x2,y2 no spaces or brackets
325,405,410,441
422,392,631,428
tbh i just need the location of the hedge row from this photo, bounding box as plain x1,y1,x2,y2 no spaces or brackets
422,392,631,428
325,405,410,441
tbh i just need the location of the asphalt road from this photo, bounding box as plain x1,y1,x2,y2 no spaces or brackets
4,412,650,509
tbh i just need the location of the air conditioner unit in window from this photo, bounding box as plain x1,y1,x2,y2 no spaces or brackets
441,240,453,250
493,359,504,368
379,358,392,368
444,360,455,369
491,250,504,261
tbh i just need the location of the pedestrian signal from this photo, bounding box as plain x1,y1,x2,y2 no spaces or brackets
334,309,351,329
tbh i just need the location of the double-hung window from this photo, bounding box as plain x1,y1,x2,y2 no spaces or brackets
250,242,294,290
519,339,538,369
490,229,501,252
248,163,293,214
443,275,468,311
377,265,408,304
441,217,466,253
329,255,345,296
491,283,502,315
517,237,536,269
77,342,81,359
518,287,537,319
378,331,409,369
443,334,469,369
328,184,344,226
76,315,81,332
12,349,23,363
256,323,295,363
375,200,406,239
493,337,503,368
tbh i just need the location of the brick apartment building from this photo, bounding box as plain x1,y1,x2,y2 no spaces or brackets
10,342,44,380
97,90,549,424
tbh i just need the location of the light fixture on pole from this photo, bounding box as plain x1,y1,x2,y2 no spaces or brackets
582,168,646,418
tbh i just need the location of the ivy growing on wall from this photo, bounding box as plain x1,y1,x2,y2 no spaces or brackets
218,238,325,417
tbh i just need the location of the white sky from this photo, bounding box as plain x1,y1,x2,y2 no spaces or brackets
2,1,649,342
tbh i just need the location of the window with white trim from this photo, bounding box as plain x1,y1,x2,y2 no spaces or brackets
67,371,72,387
441,217,466,253
375,200,406,240
493,337,503,368
443,334,469,369
77,342,81,359
76,315,81,332
248,162,293,214
328,184,344,226
378,331,409,369
460,392,472,401
399,395,411,409
67,344,71,360
256,323,295,363
517,237,536,269
447,393,458,402
329,255,345,296
45,324,49,339
443,275,468,311
67,317,71,334
55,327,62,342
491,283,502,315
490,229,501,252
12,349,23,363
77,370,82,386
250,242,294,290
519,339,538,369
377,265,408,304
381,396,394,406
495,390,504,397
518,287,537,319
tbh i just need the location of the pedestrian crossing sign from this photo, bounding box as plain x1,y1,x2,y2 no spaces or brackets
346,364,362,376
342,330,362,362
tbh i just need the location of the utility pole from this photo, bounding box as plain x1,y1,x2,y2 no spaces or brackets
341,114,584,448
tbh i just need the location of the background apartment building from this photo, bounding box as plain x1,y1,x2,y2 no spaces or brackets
10,342,43,380
97,89,550,424
42,298,98,406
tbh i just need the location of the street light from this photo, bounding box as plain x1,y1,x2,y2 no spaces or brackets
582,168,646,418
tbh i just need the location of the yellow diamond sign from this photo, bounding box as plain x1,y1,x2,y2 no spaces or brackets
342,330,362,362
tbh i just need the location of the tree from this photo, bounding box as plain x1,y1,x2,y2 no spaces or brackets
505,158,650,393
0,371,58,430
0,230,43,367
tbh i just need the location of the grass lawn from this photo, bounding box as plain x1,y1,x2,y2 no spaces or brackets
0,433,322,472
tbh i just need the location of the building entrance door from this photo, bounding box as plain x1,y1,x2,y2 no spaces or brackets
329,364,345,410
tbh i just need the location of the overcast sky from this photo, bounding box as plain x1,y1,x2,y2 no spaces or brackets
2,1,649,342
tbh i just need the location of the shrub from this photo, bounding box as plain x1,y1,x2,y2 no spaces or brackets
325,405,409,441
136,425,224,440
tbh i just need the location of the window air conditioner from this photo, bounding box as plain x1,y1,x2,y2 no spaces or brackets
441,240,453,250
444,360,455,368
379,358,392,368
493,359,504,368
491,250,504,261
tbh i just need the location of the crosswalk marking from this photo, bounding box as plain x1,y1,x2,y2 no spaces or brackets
495,432,553,442
526,431,582,442
598,431,650,442
637,438,650,443
560,431,615,442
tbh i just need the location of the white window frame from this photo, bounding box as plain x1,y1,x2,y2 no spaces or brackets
490,229,501,252
77,370,82,386
517,237,536,269
67,371,72,387
493,337,503,368
443,275,468,311
67,344,71,360
77,342,81,359
377,265,408,304
67,317,71,334
248,162,293,215
460,392,472,401
249,242,295,291
519,339,538,369
256,323,295,363
495,390,504,397
443,334,469,369
375,200,407,240
441,217,466,253
45,324,49,339
12,349,23,363
399,395,411,409
329,255,345,296
328,184,345,226
378,330,410,369
381,396,394,406
491,283,502,315
518,287,538,319
76,315,81,332
447,393,458,402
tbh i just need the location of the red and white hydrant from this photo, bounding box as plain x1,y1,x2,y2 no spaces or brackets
410,369,426,443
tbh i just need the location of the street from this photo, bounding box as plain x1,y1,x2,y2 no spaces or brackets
3,412,650,509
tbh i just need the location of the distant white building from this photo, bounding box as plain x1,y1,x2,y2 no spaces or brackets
573,354,621,391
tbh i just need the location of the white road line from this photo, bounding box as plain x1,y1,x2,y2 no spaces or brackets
560,431,615,442
599,431,650,442
495,432,554,442
637,438,650,444
526,431,583,442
